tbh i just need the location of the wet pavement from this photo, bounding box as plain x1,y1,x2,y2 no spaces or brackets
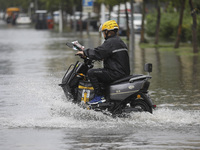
0,20,200,150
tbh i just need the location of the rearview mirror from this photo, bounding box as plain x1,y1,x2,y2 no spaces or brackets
144,63,152,73
66,41,84,51
66,41,75,49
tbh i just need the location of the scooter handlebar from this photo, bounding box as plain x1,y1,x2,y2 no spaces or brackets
66,41,87,59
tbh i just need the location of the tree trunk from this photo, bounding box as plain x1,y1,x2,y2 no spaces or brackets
73,5,77,34
108,5,112,20
87,12,90,36
117,3,120,25
189,0,198,53
140,0,146,43
155,0,161,45
80,7,83,37
174,0,185,48
125,1,130,41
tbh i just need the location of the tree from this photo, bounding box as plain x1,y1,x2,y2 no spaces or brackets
189,0,198,53
155,0,161,45
140,0,147,43
174,0,186,48
97,0,129,40
97,0,119,19
124,0,130,41
0,0,31,12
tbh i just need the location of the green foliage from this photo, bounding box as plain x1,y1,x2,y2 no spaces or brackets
0,0,75,13
145,13,157,37
159,13,177,40
140,43,200,56
96,0,124,6
146,10,200,42
0,0,30,12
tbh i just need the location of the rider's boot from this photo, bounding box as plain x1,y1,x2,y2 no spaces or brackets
87,88,106,105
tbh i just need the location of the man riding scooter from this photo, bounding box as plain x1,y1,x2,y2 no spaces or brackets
76,20,130,105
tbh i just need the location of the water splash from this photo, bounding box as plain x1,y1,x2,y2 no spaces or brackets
0,75,199,129
128,108,200,127
1,86,200,130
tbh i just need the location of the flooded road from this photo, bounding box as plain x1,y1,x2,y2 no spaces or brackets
0,20,200,150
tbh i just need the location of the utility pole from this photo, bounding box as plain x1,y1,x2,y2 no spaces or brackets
59,3,63,33
130,0,135,73
73,5,77,35
101,3,106,24
87,12,90,36
101,3,106,43
34,0,38,11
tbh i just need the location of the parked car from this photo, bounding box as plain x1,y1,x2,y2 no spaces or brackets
133,13,142,33
53,10,71,24
76,16,98,31
16,13,31,24
71,11,98,31
104,12,142,35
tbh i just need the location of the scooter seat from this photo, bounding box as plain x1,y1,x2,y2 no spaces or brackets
111,74,143,85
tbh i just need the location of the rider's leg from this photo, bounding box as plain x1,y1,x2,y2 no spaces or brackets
87,68,112,104
87,68,112,95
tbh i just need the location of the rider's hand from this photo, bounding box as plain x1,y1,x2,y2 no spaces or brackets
76,51,86,59
76,51,84,56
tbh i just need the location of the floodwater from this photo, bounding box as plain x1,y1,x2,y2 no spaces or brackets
0,20,200,150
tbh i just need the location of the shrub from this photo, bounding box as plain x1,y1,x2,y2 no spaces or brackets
159,13,177,40
146,11,200,42
146,13,157,37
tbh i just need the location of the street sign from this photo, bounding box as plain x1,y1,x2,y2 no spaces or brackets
82,0,94,13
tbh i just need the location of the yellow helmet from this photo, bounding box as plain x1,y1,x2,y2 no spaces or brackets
99,20,119,32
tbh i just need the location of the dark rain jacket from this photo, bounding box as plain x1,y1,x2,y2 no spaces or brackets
83,35,130,81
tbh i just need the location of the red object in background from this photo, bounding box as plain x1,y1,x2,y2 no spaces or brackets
47,19,54,29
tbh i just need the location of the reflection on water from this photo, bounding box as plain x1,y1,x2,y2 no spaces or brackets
0,20,200,150
133,45,200,110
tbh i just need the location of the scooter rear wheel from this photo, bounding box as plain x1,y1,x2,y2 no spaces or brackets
131,100,152,113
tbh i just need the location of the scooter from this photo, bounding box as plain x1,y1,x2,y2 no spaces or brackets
59,41,156,117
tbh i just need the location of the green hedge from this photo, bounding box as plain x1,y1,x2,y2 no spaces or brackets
146,12,200,42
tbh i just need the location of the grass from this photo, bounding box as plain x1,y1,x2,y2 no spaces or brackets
139,42,200,56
